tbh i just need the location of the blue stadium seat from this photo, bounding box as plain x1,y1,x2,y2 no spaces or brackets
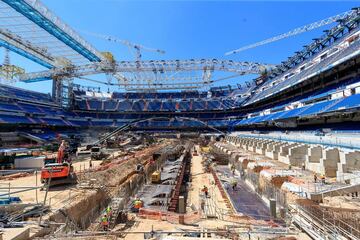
132,100,145,111
162,101,176,111
298,100,336,116
0,114,33,124
104,100,118,111
326,94,360,112
207,100,221,110
178,101,191,111
117,100,132,111
148,100,162,111
192,101,205,110
0,102,21,112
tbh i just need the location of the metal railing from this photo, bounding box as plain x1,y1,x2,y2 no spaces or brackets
237,133,360,150
292,204,360,240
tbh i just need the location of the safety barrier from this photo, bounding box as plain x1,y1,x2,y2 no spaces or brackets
138,208,201,224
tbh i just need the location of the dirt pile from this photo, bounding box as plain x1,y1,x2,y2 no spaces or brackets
84,144,163,187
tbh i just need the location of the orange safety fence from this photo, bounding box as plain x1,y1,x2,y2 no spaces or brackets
288,176,305,185
138,208,201,224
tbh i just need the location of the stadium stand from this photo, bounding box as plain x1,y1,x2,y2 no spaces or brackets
0,24,359,132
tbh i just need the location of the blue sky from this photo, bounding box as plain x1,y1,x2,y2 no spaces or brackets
2,0,357,94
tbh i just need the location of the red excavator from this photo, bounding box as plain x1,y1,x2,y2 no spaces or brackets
40,140,77,187
40,162,77,187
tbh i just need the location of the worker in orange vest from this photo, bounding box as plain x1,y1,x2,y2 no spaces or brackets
320,174,326,184
101,214,109,231
132,198,143,213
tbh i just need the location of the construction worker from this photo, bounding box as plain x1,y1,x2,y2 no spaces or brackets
231,164,236,175
231,179,237,191
314,173,318,183
320,174,326,184
106,206,112,219
101,214,109,231
202,185,209,198
132,198,143,213
57,140,66,163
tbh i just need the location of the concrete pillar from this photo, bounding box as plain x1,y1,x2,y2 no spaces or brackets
279,144,309,166
319,148,340,177
256,140,271,155
178,196,185,213
337,151,360,183
270,199,276,218
265,142,285,160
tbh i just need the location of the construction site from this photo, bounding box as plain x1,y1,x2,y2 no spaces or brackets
0,0,360,239
0,131,359,240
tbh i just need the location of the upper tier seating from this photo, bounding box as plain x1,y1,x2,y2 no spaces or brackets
74,98,236,112
235,93,360,126
0,84,53,104
246,34,360,105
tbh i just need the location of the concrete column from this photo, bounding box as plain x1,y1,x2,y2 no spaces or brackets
265,141,284,160
248,139,259,152
279,144,308,166
337,151,360,183
319,148,340,177
256,140,272,155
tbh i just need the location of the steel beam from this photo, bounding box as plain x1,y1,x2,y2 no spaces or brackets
0,38,53,68
0,29,55,68
18,59,273,83
2,0,104,62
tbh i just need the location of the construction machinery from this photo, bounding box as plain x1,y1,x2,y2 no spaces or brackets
0,47,25,82
40,162,77,187
151,170,161,184
0,152,15,170
90,146,109,160
136,164,144,173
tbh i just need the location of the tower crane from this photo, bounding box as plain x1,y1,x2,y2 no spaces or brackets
83,31,165,61
225,8,360,55
0,47,24,81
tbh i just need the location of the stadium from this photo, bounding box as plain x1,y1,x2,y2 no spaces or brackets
0,0,359,239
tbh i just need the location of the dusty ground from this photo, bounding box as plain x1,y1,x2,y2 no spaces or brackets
0,158,103,209
0,141,313,239
0,143,168,240
119,144,308,240
187,145,228,211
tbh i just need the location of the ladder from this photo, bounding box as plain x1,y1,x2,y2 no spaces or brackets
108,197,124,228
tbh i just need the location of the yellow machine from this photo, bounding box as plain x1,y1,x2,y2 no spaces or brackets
151,170,161,183
201,147,210,153
101,52,115,63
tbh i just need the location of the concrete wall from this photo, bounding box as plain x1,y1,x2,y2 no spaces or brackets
278,144,308,166
337,151,360,184
320,148,340,177
15,156,44,169
228,135,360,181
